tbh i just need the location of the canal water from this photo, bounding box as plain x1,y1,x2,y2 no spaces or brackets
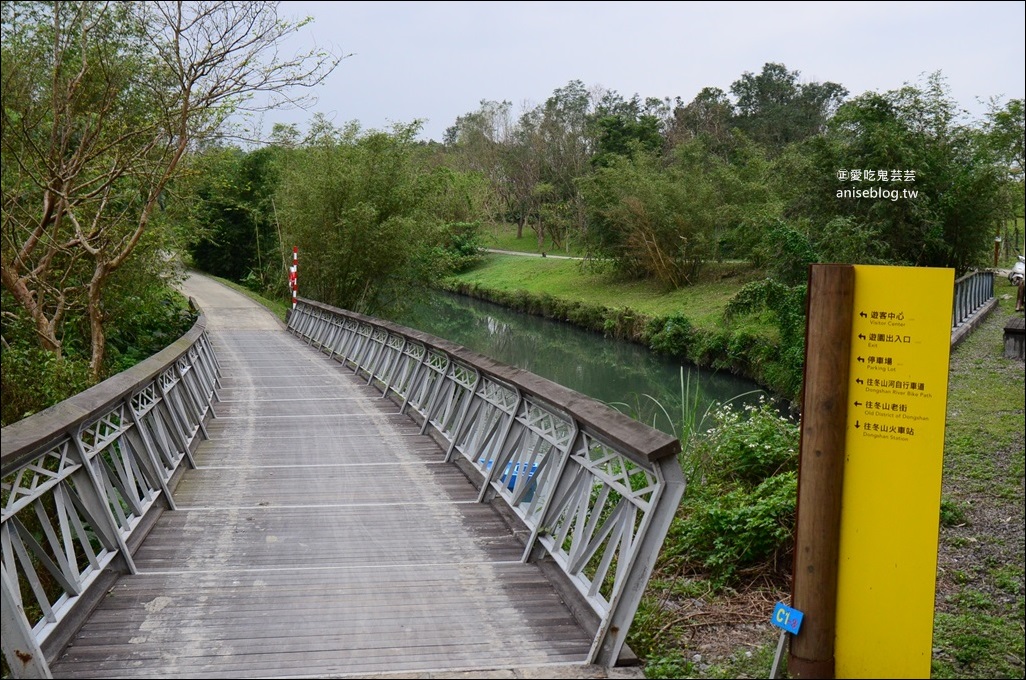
386,291,767,437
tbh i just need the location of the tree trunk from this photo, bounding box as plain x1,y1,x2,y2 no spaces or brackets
87,266,110,382
0,266,64,357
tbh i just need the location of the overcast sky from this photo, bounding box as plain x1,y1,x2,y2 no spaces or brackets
251,0,1026,143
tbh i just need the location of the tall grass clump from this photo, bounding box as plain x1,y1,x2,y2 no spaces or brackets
608,368,764,493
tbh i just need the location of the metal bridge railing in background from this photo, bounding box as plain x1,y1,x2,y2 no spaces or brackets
287,298,686,667
951,270,997,347
1,310,220,679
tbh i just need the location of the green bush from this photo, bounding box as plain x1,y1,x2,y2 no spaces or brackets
429,221,485,275
1,347,94,426
104,288,196,373
674,471,797,587
602,307,644,339
647,313,695,358
725,279,807,400
700,399,800,486
665,398,800,587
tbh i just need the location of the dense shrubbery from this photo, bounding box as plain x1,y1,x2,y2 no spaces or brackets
1,279,195,426
431,222,485,274
667,398,800,586
0,347,94,426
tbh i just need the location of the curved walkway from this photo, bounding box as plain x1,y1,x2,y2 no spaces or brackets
49,274,633,679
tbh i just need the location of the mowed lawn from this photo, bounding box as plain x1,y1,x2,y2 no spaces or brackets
450,253,763,329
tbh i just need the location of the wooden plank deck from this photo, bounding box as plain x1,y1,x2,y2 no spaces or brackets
48,276,595,678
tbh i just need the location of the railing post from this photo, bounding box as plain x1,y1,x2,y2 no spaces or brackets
419,355,451,435
364,329,387,386
127,398,178,511
175,361,210,441
324,317,343,360
1,564,51,679
476,389,524,503
520,421,578,559
70,435,138,576
590,455,686,666
157,374,198,470
399,347,430,416
379,336,407,397
444,370,482,462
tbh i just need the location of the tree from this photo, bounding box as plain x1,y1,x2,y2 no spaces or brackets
982,98,1025,254
730,62,846,152
443,100,517,226
589,92,665,166
580,137,779,287
186,145,282,290
1,1,339,379
275,118,484,314
783,74,1004,273
533,80,596,250
665,87,736,152
502,108,546,241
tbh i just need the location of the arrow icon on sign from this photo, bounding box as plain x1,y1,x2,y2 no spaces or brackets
860,311,868,318
854,401,863,407
856,378,864,385
855,421,861,429
857,356,865,363
859,333,866,341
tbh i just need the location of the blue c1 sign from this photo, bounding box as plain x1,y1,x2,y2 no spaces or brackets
771,602,804,634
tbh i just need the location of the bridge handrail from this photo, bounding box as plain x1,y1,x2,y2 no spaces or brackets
950,270,997,348
952,270,994,329
1,306,220,678
287,297,685,666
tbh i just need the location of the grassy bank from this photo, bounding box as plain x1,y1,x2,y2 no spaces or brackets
448,254,757,326
443,253,800,400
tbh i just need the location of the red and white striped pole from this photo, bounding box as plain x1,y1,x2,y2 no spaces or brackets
289,246,298,309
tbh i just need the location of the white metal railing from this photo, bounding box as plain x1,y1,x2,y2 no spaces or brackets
952,270,994,330
1,310,220,679
287,298,685,666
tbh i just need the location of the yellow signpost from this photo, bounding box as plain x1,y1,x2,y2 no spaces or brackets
834,265,954,678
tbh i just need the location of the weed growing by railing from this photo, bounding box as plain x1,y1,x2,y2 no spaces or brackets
663,397,799,587
609,367,764,495
613,383,799,588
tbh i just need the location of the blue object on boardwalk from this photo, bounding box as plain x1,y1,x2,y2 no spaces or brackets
480,459,538,499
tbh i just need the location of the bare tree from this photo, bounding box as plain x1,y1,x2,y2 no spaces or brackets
1,1,341,378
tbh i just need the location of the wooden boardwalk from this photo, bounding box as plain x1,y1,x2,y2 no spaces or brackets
48,276,595,678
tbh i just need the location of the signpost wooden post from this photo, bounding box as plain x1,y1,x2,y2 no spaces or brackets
789,264,855,679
